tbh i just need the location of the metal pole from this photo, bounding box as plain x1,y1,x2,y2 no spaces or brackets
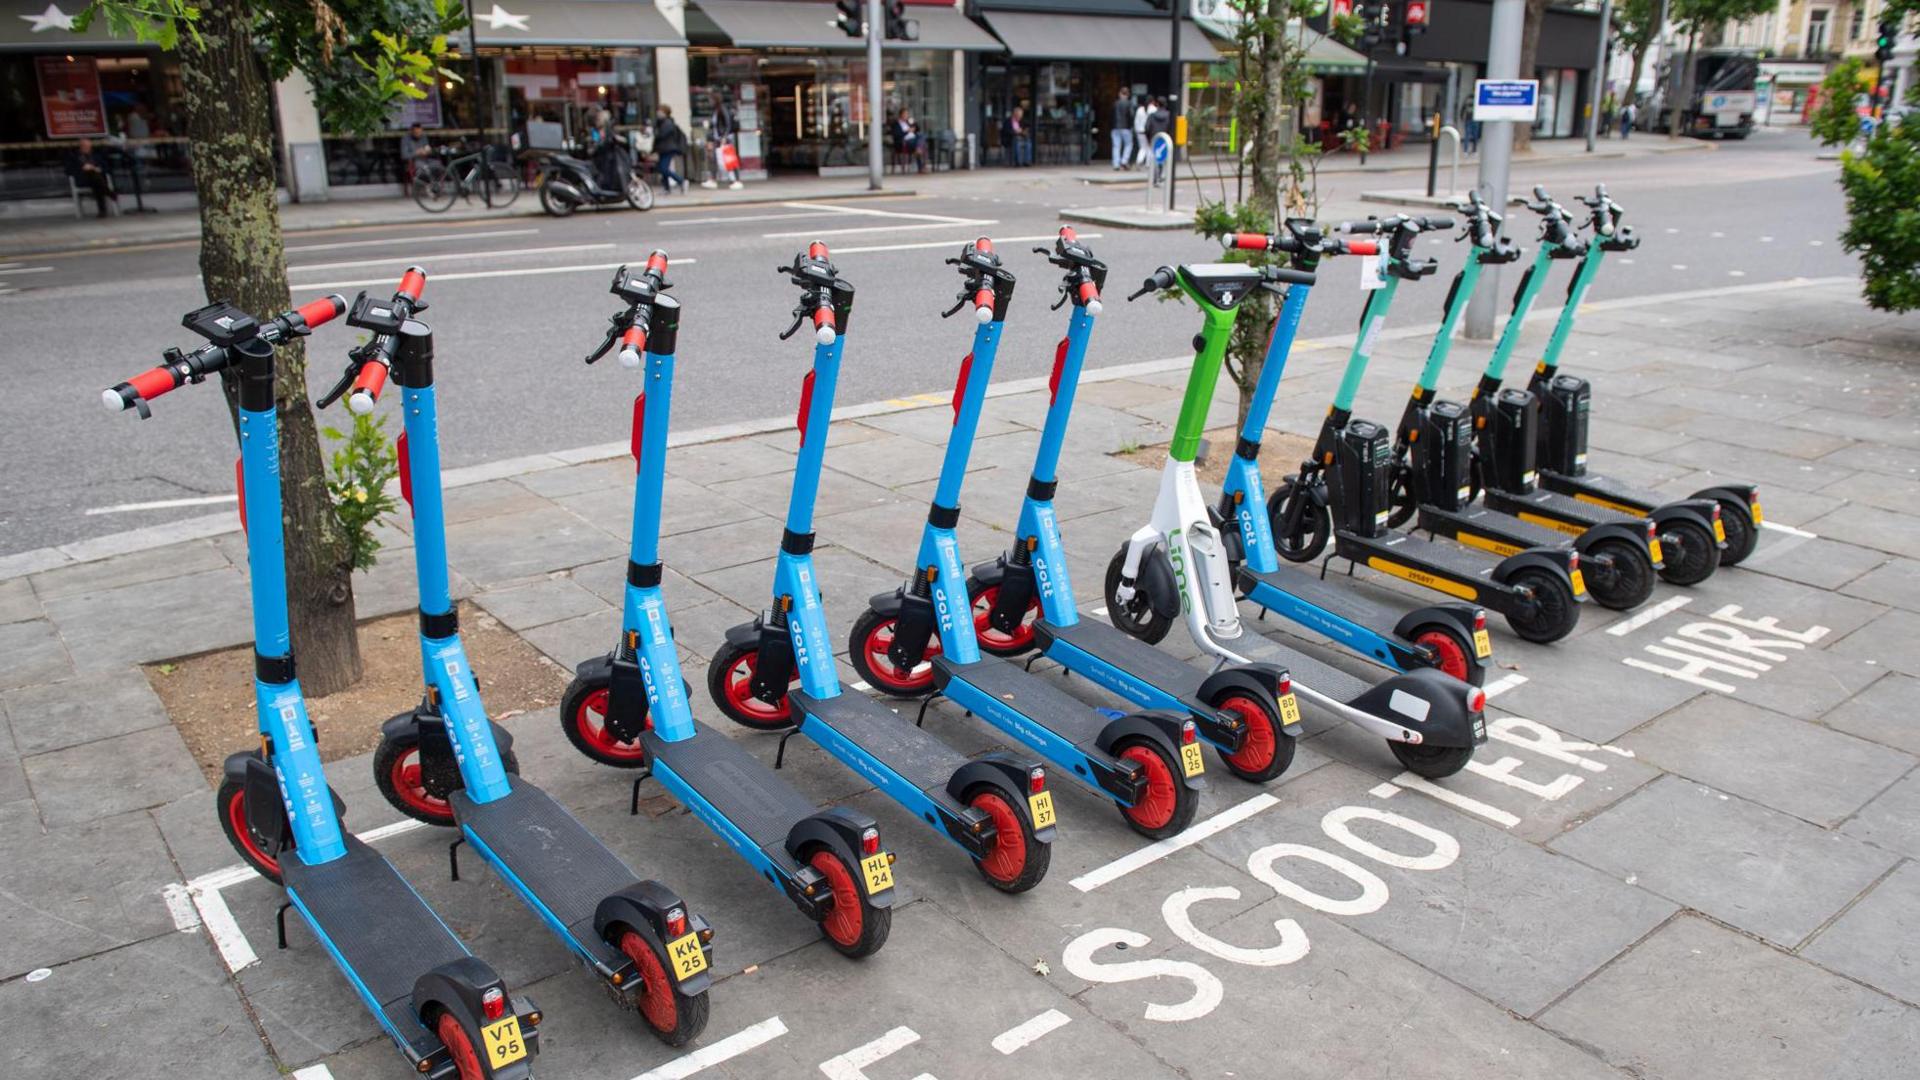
1168,0,1182,210
1586,0,1611,151
1360,54,1374,165
1464,0,1523,340
867,0,884,190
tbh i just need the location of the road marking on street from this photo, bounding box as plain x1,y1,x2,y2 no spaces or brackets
0,265,53,274
820,1026,925,1080
763,220,998,239
1377,771,1523,828
285,227,539,253
1728,270,1746,277
992,1009,1071,1054
1672,264,1688,270
1607,595,1691,636
1072,792,1279,892
1481,673,1527,699
290,1066,335,1080
783,200,980,225
299,257,697,291
1761,520,1817,538
661,210,842,226
1810,239,1824,246
0,262,20,270
290,242,613,273
633,1017,788,1080
832,233,1102,257
1759,236,1774,242
85,493,237,516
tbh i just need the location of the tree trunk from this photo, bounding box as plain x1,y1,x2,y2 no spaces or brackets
1232,0,1290,432
1514,0,1550,152
181,0,363,695
1627,39,1651,111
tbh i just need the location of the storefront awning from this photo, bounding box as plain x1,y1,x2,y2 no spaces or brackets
469,0,686,48
1,1,151,50
693,0,1000,51
1296,25,1366,75
980,10,1215,62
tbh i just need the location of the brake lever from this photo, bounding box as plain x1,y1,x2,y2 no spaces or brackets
940,295,968,319
584,312,627,365
779,306,806,340
1126,283,1154,302
315,343,374,410
1051,285,1070,311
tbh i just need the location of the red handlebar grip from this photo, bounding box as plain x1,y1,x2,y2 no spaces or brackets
808,241,830,261
397,267,426,301
349,360,389,409
1076,280,1099,304
645,250,669,276
1231,233,1271,251
128,366,177,401
972,286,994,311
295,294,346,329
1058,226,1078,243
1345,239,1380,256
621,324,648,354
973,236,994,254
813,306,835,330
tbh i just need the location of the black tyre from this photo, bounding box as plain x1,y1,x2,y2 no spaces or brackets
1114,739,1199,839
616,928,710,1047
706,639,798,731
967,575,1043,658
410,163,456,213
1385,464,1418,529
217,776,287,885
1389,740,1475,779
966,788,1051,893
559,672,651,767
848,606,939,698
373,733,520,826
1505,567,1580,644
1268,478,1331,563
808,849,891,958
537,176,577,217
1714,497,1760,566
1208,689,1296,783
625,174,655,211
1103,546,1172,645
1581,536,1656,611
1656,517,1721,586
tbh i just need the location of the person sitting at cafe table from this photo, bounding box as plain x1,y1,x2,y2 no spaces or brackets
65,137,119,219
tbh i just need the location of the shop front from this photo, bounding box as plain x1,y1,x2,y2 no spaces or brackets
686,0,998,177
972,0,1219,166
1183,21,1366,158
1,0,191,204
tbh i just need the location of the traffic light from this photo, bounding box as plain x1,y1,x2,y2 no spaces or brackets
1876,18,1897,64
1357,1,1385,50
885,0,918,41
835,0,863,38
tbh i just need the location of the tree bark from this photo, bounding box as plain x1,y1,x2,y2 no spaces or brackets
181,0,363,695
1514,0,1550,153
1627,38,1651,111
1232,0,1291,432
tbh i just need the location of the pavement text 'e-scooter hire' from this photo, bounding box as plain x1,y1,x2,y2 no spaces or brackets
975,230,1487,780
106,298,542,1080
1385,192,1661,612
1467,186,1727,587
705,243,1056,893
1527,184,1763,565
852,238,1207,839
1103,238,1488,779
318,266,715,1046
1268,213,1588,645
556,252,897,958
1212,222,1494,689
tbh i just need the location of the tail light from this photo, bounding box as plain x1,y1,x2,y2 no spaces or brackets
1028,766,1046,793
1473,609,1486,632
860,827,881,856
1748,490,1761,508
1278,678,1293,698
1646,521,1658,539
481,987,506,1022
1567,551,1579,571
1180,720,1197,744
1711,504,1722,522
665,907,688,938
1466,687,1487,713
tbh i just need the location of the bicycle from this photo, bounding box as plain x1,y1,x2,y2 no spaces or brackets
410,143,521,213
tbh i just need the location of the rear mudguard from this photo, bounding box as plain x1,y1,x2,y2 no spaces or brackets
223,750,346,856
1391,603,1491,684
1649,498,1723,547
867,588,938,669
945,751,1056,843
1568,519,1660,568
1491,547,1584,596
1194,663,1301,744
1689,484,1759,526
413,956,540,1079
593,881,715,999
1093,709,1205,792
1349,667,1482,750
1116,542,1181,620
785,806,895,914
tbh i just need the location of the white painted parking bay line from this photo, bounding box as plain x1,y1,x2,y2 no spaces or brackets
290,1066,335,1080
299,257,697,291
1071,792,1279,892
632,1017,788,1080
834,233,1101,257
1481,673,1527,699
290,242,613,273
1762,520,1817,538
285,227,539,253
1607,595,1692,636
86,493,237,516
993,1009,1070,1054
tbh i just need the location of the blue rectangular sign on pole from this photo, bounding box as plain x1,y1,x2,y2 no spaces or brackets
1473,79,1539,121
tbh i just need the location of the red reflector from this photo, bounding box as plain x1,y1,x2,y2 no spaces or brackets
665,908,688,938
1711,504,1722,520
1028,767,1046,793
1567,552,1579,570
1467,688,1487,713
481,987,506,1021
1473,609,1486,631
860,828,880,856
1180,721,1197,744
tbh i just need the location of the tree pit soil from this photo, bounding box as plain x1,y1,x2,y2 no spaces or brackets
149,602,570,787
1115,426,1317,487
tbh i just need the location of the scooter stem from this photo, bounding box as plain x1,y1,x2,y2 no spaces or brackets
1538,247,1608,376
1417,252,1486,392
1485,246,1555,383
1332,277,1400,413
1238,281,1313,443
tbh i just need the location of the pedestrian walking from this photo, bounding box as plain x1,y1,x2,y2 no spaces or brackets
653,104,687,193
702,94,743,189
1619,100,1636,141
1144,97,1171,183
1132,96,1151,168
1008,105,1033,167
1111,88,1134,170
1599,92,1616,137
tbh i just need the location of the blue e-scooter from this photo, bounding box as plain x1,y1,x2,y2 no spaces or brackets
558,251,897,958
707,243,1056,892
106,298,542,1079
851,238,1206,839
319,267,715,1046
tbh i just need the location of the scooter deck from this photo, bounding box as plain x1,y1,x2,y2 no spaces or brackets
644,722,815,866
453,784,638,968
1482,484,1643,531
1238,561,1425,633
937,655,1110,749
281,834,471,1052
1340,528,1505,581
1538,467,1661,514
1417,503,1574,552
1039,617,1212,713
791,689,970,799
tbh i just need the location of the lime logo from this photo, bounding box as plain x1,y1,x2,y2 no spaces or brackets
1167,531,1192,613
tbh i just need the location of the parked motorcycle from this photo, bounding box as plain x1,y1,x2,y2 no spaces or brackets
536,143,654,217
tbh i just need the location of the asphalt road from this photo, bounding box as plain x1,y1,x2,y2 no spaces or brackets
0,127,1855,556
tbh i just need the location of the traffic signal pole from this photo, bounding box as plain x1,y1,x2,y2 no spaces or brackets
1168,0,1182,210
1585,0,1612,151
868,0,884,190
1464,0,1523,339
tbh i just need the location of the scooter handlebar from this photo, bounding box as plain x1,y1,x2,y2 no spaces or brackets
1127,266,1178,301
340,269,428,412
778,243,844,344
106,294,348,417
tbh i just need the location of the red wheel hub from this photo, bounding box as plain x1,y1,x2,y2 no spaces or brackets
723,650,793,723
809,850,864,947
970,791,1027,883
436,1011,485,1080
620,929,678,1034
860,617,939,693
1414,630,1471,681
390,746,453,821
226,787,281,878
972,586,1039,652
1119,745,1177,830
1216,695,1276,773
574,687,649,763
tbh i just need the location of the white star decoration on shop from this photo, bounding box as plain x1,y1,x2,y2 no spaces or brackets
478,3,529,30
20,3,77,32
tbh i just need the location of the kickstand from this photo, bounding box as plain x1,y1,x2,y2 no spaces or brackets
275,902,293,950
774,728,801,769
914,696,936,729
448,837,465,882
1023,654,1040,672
628,769,652,816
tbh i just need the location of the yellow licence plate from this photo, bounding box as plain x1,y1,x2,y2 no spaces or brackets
1027,790,1057,830
1278,693,1302,728
1750,501,1764,524
1713,517,1727,542
860,852,894,895
482,1016,527,1069
1179,741,1206,778
1570,569,1587,596
1648,539,1664,565
666,931,707,980
1472,628,1492,658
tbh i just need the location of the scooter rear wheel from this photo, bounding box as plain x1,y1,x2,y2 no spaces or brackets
968,579,1042,657
1505,567,1580,644
1115,741,1197,839
1389,739,1474,779
848,607,940,698
1581,536,1656,611
1713,496,1760,566
707,640,797,731
1103,547,1173,645
1210,691,1296,783
968,789,1050,893
559,675,651,767
808,849,891,958
433,1010,487,1080
373,734,521,826
1268,478,1331,563
1409,626,1474,681
216,777,285,885
618,928,711,1046
1656,517,1721,586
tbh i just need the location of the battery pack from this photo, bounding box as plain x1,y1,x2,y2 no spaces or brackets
1537,373,1591,477
1417,400,1475,511
1333,419,1394,537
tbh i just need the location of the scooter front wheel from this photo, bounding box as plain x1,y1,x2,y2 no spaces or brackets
1389,739,1474,779
968,577,1041,657
1505,567,1580,644
1115,740,1198,839
618,928,711,1046
559,674,651,767
1656,517,1721,586
1582,536,1656,611
848,608,940,698
968,789,1051,893
373,733,521,826
1268,478,1331,563
808,849,892,958
1210,691,1296,783
433,1010,489,1080
216,777,285,885
1103,547,1173,645
707,640,798,730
